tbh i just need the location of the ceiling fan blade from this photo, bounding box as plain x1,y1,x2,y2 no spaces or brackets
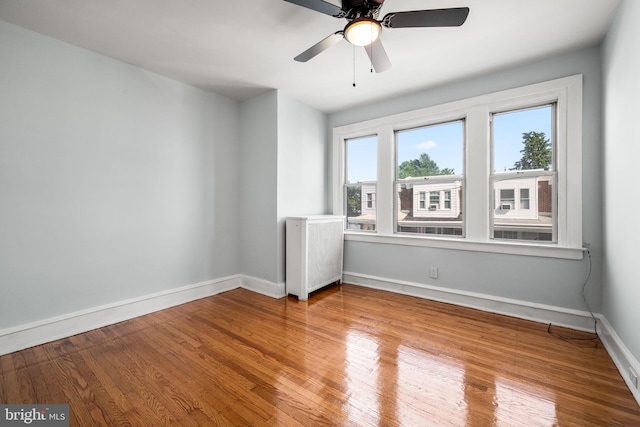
283,0,344,17
364,38,391,73
294,32,344,62
382,7,470,28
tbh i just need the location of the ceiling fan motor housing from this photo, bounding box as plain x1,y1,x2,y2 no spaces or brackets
342,0,385,20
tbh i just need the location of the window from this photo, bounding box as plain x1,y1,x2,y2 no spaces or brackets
366,193,375,209
430,192,440,207
520,189,530,209
491,104,555,242
395,120,464,236
333,75,583,259
345,135,377,231
500,189,515,210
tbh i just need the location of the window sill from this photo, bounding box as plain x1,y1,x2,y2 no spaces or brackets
344,232,584,260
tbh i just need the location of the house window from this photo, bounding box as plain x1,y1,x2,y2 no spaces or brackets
366,193,375,208
500,189,515,210
395,120,464,236
491,104,555,242
333,76,583,258
345,135,377,232
430,192,440,207
520,189,530,209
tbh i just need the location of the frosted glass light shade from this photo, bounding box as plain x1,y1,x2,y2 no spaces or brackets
344,19,381,46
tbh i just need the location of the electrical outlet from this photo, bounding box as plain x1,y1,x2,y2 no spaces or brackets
429,266,438,279
630,367,639,389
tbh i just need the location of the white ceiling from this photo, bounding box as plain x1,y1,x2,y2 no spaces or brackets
0,0,620,113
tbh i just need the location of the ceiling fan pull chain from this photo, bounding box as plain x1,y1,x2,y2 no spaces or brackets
353,44,356,87
370,25,374,73
370,45,374,73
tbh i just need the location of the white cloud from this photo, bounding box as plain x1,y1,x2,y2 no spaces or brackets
416,140,437,150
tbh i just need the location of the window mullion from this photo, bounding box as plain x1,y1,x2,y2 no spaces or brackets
557,84,582,248
465,106,490,240
377,125,394,235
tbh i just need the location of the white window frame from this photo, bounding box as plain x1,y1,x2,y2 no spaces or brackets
332,75,583,259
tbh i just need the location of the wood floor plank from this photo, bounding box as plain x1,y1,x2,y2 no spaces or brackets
126,313,276,426
73,337,150,426
97,332,198,425
0,351,23,404
1,284,639,426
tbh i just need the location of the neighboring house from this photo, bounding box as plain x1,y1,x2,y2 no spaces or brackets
397,176,464,236
347,176,463,234
348,174,553,240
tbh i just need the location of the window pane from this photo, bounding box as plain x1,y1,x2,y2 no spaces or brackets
493,105,553,172
395,121,464,236
397,121,463,178
492,105,555,242
345,136,377,231
493,176,554,241
347,135,377,183
520,189,530,209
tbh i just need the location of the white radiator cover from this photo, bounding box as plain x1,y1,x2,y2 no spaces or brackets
286,215,344,300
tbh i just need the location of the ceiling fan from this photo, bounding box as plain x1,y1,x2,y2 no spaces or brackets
284,0,470,73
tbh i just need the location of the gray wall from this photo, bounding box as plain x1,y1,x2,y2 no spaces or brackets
0,18,331,331
276,93,329,284
602,0,640,364
0,20,241,328
239,91,279,284
329,46,604,312
238,91,329,286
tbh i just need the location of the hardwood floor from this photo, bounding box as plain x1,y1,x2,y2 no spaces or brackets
1,284,639,426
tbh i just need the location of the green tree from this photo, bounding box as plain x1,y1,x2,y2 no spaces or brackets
346,186,361,216
398,153,454,179
511,131,552,171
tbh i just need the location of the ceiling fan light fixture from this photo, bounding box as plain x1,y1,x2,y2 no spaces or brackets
344,18,381,46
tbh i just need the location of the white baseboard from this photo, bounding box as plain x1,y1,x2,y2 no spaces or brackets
343,271,597,332
241,275,286,299
0,275,242,356
597,315,640,406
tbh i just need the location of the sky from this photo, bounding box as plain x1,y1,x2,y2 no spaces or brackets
346,105,553,183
